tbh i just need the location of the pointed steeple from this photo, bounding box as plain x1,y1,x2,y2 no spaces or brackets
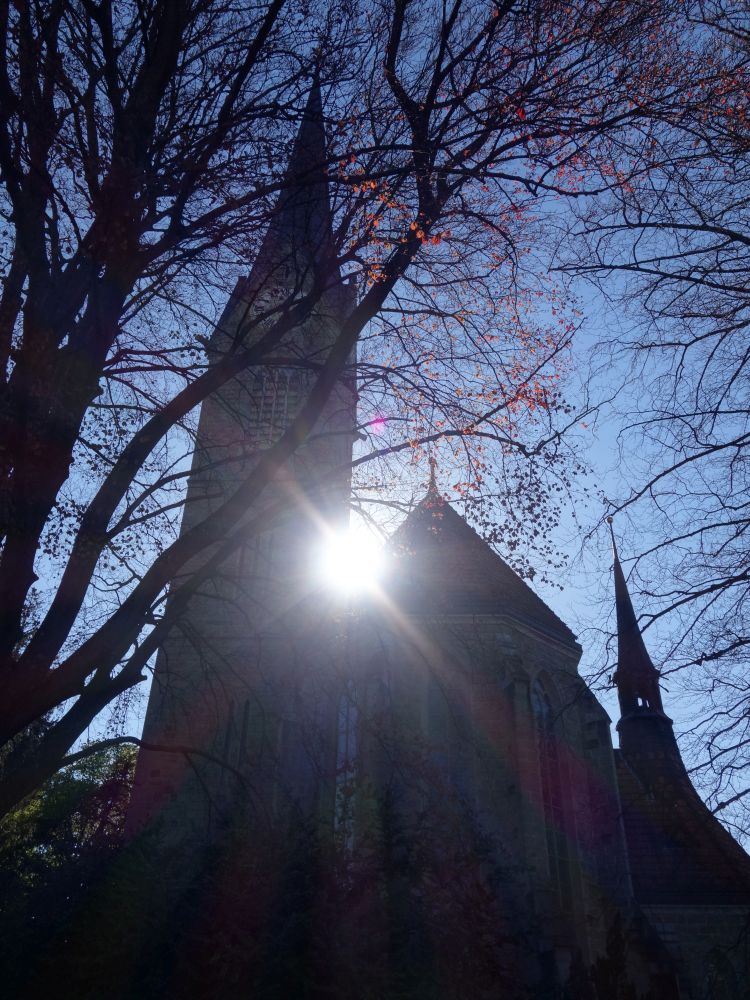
608,518,664,716
255,70,337,286
608,518,677,757
427,454,440,496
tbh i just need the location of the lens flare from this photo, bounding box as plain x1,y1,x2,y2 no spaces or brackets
317,528,384,595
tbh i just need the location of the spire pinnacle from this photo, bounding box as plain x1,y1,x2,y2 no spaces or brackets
608,518,664,718
428,453,438,492
251,72,337,288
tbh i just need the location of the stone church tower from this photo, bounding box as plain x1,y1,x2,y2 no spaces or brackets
126,82,750,998
127,77,357,841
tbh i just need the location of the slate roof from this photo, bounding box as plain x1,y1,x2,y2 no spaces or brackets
615,748,750,905
385,487,577,644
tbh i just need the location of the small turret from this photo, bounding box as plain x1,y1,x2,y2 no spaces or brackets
608,519,677,758
609,521,750,916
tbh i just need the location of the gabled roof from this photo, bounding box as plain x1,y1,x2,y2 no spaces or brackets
386,486,577,644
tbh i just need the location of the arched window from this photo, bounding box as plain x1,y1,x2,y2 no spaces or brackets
531,678,573,910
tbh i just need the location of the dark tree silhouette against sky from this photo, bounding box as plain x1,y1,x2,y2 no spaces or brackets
0,0,746,838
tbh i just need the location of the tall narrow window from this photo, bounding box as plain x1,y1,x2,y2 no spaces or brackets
334,680,359,851
531,679,573,910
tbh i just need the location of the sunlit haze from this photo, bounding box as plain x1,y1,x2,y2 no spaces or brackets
316,527,385,596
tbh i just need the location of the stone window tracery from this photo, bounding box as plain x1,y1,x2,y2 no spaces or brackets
531,677,573,911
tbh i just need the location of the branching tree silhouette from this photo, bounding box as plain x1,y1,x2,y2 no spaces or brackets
563,1,750,837
0,0,697,816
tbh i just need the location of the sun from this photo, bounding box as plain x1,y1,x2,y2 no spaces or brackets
317,526,385,595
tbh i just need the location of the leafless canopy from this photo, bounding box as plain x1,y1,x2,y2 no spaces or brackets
0,0,705,817
562,1,750,836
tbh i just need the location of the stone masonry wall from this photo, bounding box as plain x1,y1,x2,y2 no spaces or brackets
644,904,750,999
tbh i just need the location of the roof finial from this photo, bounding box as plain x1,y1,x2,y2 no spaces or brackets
428,453,438,491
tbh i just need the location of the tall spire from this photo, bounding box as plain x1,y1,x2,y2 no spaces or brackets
256,70,337,284
608,518,679,758
608,518,664,717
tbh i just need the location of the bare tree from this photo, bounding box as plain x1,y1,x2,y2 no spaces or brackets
0,0,686,817
563,1,750,836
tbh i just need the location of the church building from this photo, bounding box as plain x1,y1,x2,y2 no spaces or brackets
126,80,750,999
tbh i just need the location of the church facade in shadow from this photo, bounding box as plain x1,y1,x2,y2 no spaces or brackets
126,81,750,1000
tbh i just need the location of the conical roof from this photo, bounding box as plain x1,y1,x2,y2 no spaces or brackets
387,486,576,643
